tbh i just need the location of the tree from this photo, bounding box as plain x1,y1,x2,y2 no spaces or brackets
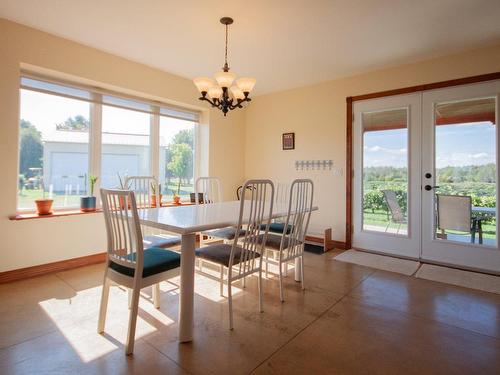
19,119,43,177
167,143,193,185
172,129,193,148
56,115,89,131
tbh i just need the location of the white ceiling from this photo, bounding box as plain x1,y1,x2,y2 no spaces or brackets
1,0,500,95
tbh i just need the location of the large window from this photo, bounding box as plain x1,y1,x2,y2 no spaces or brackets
19,87,91,210
159,116,195,201
101,105,151,188
18,75,199,211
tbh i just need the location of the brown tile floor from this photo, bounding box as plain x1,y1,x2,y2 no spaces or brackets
0,250,499,374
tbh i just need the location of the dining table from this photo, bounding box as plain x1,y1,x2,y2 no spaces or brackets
137,200,318,342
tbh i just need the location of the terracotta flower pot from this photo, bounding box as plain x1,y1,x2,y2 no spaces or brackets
151,194,162,207
35,199,54,215
173,195,181,205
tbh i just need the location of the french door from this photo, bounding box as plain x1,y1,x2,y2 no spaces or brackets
352,80,500,273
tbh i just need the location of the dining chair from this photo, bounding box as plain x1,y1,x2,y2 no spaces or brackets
195,179,274,329
196,177,246,246
98,188,181,355
247,179,314,301
436,194,481,243
125,176,181,249
382,189,407,234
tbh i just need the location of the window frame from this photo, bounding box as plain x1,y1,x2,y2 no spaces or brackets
17,74,200,212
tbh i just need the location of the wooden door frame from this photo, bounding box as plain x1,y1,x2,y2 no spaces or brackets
345,72,500,249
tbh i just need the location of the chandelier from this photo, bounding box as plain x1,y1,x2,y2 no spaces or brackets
193,17,256,116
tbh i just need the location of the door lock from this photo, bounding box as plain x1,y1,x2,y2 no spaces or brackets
424,185,440,191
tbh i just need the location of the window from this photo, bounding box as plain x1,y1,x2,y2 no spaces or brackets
101,105,151,188
18,87,91,210
18,75,200,211
159,116,196,201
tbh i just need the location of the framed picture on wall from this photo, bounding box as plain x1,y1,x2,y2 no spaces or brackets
282,132,295,150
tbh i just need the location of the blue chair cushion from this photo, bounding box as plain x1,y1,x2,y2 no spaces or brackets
109,247,181,278
195,243,260,267
260,223,293,234
202,227,246,240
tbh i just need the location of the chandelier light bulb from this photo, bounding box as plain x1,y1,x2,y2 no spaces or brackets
236,77,256,93
214,71,236,88
230,86,245,100
193,77,214,93
208,86,223,99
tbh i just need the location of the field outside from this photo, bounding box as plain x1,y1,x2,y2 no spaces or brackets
363,165,497,240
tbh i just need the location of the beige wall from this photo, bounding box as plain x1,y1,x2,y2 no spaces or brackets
245,44,500,242
0,19,246,272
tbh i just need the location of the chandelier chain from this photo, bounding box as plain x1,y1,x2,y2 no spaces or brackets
224,24,229,68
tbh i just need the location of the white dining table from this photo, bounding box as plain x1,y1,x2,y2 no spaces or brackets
137,200,318,342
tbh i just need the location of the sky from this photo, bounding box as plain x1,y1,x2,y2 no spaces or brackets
20,89,194,145
363,122,496,169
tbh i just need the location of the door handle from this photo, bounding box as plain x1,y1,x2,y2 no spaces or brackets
424,185,440,191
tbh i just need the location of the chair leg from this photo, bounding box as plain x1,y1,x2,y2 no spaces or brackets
228,279,234,330
128,288,132,309
258,267,263,313
125,286,141,355
219,265,224,296
300,255,305,291
97,277,111,333
265,249,269,278
279,259,284,302
153,283,160,309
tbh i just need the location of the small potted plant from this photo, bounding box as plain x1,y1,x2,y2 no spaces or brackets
173,180,181,205
35,177,53,215
80,175,98,212
150,183,162,207
117,173,130,209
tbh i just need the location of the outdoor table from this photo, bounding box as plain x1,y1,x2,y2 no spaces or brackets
471,206,496,244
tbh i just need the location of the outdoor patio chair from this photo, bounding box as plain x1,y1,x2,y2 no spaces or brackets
436,194,482,243
382,189,407,234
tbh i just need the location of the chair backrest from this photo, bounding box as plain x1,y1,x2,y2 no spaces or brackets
101,188,144,275
236,184,256,200
125,176,158,208
280,179,314,257
382,190,405,223
273,182,290,223
437,194,472,233
195,177,222,204
231,179,275,278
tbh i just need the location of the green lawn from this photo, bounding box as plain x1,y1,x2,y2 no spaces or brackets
364,209,496,240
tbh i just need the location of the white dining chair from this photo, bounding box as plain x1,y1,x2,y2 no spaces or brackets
98,188,180,355
195,179,274,329
196,177,246,246
246,179,313,301
125,176,181,249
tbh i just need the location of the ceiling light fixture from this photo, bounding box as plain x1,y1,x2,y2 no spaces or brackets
193,17,256,116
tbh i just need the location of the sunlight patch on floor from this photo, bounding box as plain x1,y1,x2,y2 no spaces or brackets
38,284,175,362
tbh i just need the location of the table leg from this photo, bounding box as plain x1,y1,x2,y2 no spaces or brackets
179,233,196,342
294,257,301,282
478,220,483,245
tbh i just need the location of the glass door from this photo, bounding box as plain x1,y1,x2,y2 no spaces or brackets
421,81,500,272
352,94,421,258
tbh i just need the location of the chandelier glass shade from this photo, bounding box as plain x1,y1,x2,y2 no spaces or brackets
193,17,256,116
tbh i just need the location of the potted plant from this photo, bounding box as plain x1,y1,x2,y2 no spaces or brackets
80,175,98,212
151,183,162,207
117,173,130,209
173,180,181,205
35,177,53,215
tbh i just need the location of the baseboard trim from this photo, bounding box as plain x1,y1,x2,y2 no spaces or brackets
0,252,106,284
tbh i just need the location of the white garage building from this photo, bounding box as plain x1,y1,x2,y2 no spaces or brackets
42,130,166,192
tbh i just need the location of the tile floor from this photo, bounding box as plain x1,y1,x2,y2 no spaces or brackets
0,250,499,374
